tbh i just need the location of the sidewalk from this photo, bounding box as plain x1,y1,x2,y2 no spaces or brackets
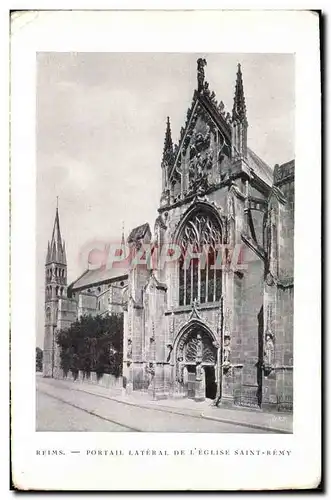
40,376,293,433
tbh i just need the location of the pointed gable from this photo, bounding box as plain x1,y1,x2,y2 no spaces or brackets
168,59,233,186
164,58,273,201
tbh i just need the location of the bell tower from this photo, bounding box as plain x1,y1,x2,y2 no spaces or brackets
43,199,67,377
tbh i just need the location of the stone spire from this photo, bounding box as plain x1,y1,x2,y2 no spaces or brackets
162,116,174,168
232,63,247,124
121,221,125,247
119,221,127,259
46,202,67,265
231,64,248,159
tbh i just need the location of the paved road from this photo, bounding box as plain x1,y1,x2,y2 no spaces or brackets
36,377,270,433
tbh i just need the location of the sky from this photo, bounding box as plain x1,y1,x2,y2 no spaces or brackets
36,52,294,347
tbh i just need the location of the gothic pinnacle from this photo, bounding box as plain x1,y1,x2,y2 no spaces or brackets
232,63,247,123
197,58,207,92
162,116,174,167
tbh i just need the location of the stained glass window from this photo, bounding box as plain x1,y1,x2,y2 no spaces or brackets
178,211,222,305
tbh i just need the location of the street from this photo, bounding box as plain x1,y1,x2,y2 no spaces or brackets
36,376,275,433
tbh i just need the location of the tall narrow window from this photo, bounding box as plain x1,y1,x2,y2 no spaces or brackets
192,259,199,301
207,249,215,302
185,261,192,305
179,256,185,306
178,210,222,306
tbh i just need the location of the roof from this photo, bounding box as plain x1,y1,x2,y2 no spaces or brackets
127,222,150,243
46,207,67,265
274,159,295,185
70,265,128,292
247,148,274,187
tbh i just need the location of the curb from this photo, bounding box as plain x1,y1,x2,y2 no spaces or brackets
201,413,292,434
72,388,293,433
39,379,292,434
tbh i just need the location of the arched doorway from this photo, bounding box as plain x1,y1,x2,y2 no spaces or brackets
175,320,217,400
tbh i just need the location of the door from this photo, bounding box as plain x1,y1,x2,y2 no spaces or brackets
187,365,196,399
204,365,217,399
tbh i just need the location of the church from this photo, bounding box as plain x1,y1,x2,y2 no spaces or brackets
43,59,294,412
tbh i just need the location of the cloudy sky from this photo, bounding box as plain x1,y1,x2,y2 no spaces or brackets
36,52,294,346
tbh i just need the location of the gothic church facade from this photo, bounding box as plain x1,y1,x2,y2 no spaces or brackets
43,59,294,411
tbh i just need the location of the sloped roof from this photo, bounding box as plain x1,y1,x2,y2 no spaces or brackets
247,148,274,187
127,222,150,243
46,207,67,265
70,265,127,291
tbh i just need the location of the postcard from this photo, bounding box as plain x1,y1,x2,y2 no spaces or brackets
10,9,321,491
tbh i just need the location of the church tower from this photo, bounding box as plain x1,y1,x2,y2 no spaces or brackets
43,201,67,377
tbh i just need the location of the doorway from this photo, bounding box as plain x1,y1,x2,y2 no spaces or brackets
187,365,196,399
204,365,217,399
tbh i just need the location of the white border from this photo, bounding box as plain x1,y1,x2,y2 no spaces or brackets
10,10,321,491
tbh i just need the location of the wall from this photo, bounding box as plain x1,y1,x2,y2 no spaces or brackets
78,292,97,318
59,370,124,392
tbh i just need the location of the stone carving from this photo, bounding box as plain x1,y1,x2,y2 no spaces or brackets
263,303,274,374
222,307,232,371
228,196,235,219
146,362,155,388
205,149,213,170
186,107,193,125
177,328,217,366
176,355,184,382
196,333,203,361
264,333,274,368
223,336,231,365
189,127,211,160
166,343,173,363
197,58,207,91
182,104,216,156
203,81,210,97
274,164,283,183
210,90,216,103
217,298,223,335
218,100,225,116
126,338,132,359
223,307,231,336
146,361,155,376
189,298,201,320
188,168,209,195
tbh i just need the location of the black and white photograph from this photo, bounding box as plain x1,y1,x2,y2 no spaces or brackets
36,52,294,434
10,10,321,491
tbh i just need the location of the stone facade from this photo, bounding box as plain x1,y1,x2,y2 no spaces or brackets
43,59,294,412
123,60,294,411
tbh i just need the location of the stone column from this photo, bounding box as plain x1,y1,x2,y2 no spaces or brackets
221,267,235,405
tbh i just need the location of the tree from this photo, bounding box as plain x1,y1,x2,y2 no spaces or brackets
36,347,43,372
56,313,123,379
